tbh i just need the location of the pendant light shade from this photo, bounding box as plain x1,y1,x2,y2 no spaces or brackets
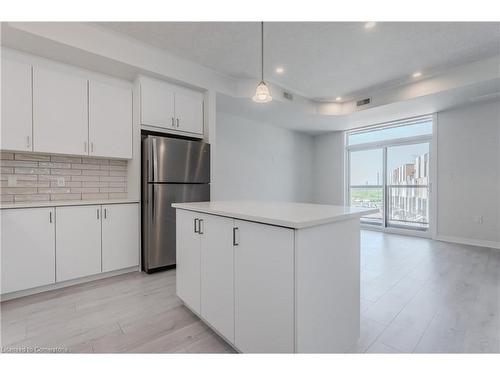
253,22,272,103
253,81,272,103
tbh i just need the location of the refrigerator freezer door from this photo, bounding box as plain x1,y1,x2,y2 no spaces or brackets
143,183,210,271
145,136,210,183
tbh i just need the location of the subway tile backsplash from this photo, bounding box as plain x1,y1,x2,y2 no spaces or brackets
0,151,128,203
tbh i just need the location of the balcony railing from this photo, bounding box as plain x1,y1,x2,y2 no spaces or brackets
349,185,383,225
386,185,429,230
349,185,429,230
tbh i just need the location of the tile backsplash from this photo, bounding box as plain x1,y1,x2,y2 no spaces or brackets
0,151,128,203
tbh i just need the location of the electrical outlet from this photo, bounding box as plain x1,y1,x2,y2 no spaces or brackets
57,177,65,187
7,175,17,187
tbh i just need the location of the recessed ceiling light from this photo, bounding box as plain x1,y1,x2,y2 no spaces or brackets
364,22,377,30
335,97,342,101
412,71,422,78
275,66,285,74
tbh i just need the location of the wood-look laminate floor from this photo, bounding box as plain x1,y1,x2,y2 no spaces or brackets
1,230,499,353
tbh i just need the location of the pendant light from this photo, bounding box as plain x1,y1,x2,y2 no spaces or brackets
252,22,272,103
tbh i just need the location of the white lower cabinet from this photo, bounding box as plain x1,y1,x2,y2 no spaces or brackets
233,220,294,353
56,205,102,282
176,209,295,352
1,203,139,297
199,213,235,343
102,204,139,272
176,209,202,314
1,208,55,294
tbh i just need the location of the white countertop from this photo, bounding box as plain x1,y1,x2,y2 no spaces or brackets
0,198,139,210
172,201,378,229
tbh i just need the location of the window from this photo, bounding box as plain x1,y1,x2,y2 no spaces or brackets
346,116,433,231
349,148,383,225
386,143,430,229
347,118,432,146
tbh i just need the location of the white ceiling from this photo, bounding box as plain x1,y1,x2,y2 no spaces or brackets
97,22,500,101
217,78,500,134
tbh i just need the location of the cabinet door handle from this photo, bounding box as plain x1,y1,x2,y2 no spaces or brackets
199,219,204,234
49,211,53,223
171,117,175,127
233,227,239,246
176,118,180,128
91,142,94,153
26,136,31,149
84,141,88,153
97,208,100,220
104,208,107,219
194,218,199,233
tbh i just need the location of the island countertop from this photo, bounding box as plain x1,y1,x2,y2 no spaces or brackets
172,201,378,229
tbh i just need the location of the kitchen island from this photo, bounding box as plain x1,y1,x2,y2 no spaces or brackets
172,201,377,353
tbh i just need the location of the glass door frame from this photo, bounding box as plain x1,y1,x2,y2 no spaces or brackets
345,120,436,237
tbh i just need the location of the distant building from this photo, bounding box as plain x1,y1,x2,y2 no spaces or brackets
388,153,429,227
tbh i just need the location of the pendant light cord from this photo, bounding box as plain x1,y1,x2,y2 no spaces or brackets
261,21,264,82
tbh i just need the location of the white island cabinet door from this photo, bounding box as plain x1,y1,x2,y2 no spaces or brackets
89,81,132,159
199,213,235,343
174,92,203,135
1,208,55,294
102,204,139,272
33,67,88,156
176,209,202,314
140,77,175,129
1,59,33,152
234,220,295,353
56,205,102,282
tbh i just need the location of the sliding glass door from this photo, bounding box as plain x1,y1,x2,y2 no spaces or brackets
349,148,384,225
346,117,433,233
386,143,430,230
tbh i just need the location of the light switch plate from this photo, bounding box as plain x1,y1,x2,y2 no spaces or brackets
7,175,17,187
57,177,65,187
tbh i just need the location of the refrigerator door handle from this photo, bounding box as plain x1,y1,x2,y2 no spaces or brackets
151,137,158,182
194,218,199,233
150,184,155,221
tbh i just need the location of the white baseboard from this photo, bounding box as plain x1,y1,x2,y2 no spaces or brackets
1,267,140,302
361,225,431,238
436,235,500,250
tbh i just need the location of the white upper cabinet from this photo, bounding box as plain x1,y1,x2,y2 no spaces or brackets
1,59,33,152
140,77,175,129
33,67,88,156
2,52,133,158
140,76,204,136
175,92,204,135
101,204,139,272
1,208,55,294
89,81,133,159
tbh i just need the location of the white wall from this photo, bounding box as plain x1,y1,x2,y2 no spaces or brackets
436,99,500,247
212,112,314,203
312,132,345,205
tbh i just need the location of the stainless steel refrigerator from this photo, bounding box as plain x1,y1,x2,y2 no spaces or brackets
142,135,210,273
